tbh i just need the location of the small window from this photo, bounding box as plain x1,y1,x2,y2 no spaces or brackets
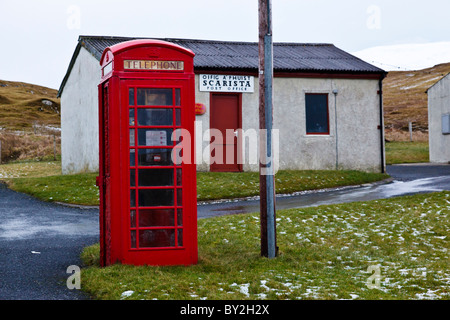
305,93,329,135
137,108,173,126
442,114,450,135
137,88,173,106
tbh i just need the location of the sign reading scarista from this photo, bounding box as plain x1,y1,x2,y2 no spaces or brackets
199,74,254,93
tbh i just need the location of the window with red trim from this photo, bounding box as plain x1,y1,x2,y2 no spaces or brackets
305,93,329,135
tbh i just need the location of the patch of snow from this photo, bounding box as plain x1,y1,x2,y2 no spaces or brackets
230,283,250,297
121,290,134,299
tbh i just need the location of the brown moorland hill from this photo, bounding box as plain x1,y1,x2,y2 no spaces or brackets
0,80,60,162
383,62,450,140
0,79,60,132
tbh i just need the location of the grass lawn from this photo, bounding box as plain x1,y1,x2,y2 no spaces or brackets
79,191,450,300
1,160,388,206
0,159,62,178
0,160,99,205
385,141,429,165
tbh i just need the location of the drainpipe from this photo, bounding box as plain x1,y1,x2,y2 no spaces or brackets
333,89,339,170
379,77,386,174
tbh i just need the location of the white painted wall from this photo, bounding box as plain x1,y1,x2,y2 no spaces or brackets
61,47,101,174
428,73,450,163
194,75,384,173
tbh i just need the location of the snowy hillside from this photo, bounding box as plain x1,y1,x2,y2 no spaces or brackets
352,42,450,71
382,62,450,141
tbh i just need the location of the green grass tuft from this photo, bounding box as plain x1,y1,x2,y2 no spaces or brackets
385,141,429,165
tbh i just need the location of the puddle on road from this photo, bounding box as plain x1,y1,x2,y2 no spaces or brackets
0,216,98,240
199,176,450,217
380,177,446,198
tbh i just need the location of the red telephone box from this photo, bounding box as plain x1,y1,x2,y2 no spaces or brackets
97,39,197,266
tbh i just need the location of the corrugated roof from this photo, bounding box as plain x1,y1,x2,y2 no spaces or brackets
58,35,385,96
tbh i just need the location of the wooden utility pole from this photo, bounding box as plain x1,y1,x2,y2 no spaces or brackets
258,0,277,258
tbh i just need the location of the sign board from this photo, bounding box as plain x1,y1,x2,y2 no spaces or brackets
124,60,184,71
102,62,113,76
199,74,254,93
195,103,206,115
146,130,167,146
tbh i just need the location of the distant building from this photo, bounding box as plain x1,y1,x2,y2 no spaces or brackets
427,73,450,163
58,35,386,174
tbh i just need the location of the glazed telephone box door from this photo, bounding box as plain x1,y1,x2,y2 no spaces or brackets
98,39,197,266
127,82,187,250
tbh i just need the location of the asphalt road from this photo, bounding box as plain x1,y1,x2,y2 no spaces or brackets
0,183,98,300
0,164,449,300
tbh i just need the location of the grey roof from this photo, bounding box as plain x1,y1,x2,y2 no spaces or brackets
58,35,385,97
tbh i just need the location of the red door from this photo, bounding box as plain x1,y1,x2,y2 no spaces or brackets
210,93,242,172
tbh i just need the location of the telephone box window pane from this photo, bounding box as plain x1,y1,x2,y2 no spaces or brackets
138,189,174,207
175,109,181,126
305,94,329,134
177,209,183,226
130,149,135,167
177,188,183,206
130,231,136,248
129,109,135,126
172,129,183,144
177,229,183,247
137,108,173,126
138,149,173,166
172,148,183,166
130,129,135,146
139,169,174,186
176,168,182,186
175,88,181,106
130,210,136,228
129,88,135,106
139,229,175,248
137,88,173,106
130,170,136,186
138,129,173,146
139,209,174,227
130,189,136,207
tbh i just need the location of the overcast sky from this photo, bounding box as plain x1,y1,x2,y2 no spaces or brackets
1,0,450,90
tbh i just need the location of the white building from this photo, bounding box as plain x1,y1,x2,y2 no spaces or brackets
427,73,450,163
58,36,387,174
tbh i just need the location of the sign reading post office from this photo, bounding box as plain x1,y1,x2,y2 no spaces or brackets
199,74,254,93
